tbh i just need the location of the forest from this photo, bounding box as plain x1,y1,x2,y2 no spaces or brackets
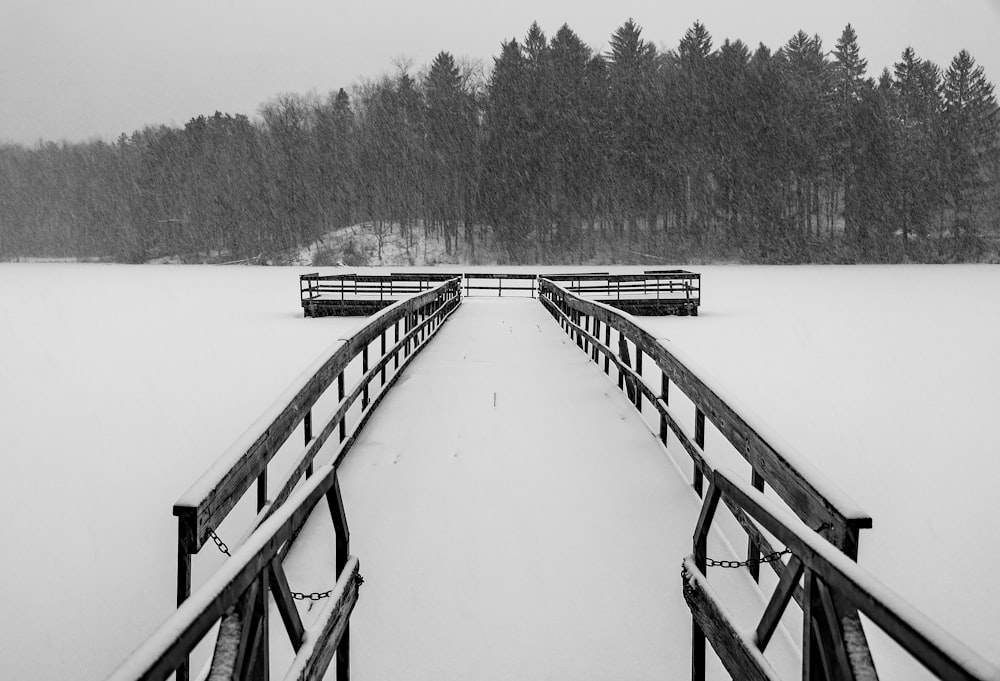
1,20,997,265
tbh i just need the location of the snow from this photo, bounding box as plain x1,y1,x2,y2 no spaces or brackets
635,264,1000,675
2,263,998,681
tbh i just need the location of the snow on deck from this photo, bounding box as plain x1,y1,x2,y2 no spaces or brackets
284,297,796,680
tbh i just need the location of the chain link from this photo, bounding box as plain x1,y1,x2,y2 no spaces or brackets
705,548,790,569
703,522,833,569
206,528,360,599
208,529,231,557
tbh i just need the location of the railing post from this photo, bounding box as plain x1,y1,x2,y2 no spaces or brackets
693,408,705,496
748,468,764,581
362,346,370,409
394,320,400,370
380,330,387,386
659,372,669,444
338,372,346,442
590,317,601,364
604,324,611,374
304,410,314,478
257,468,267,512
176,529,192,681
634,348,644,411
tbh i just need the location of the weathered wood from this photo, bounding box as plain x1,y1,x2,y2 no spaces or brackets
715,470,999,681
268,558,305,652
694,408,706,496
539,280,871,555
283,558,361,681
682,557,783,681
241,295,462,558
174,280,460,554
755,555,804,650
108,467,350,681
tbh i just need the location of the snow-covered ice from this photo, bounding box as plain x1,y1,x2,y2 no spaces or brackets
2,263,998,681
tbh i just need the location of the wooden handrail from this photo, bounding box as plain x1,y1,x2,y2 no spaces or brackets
538,278,870,556
170,277,461,681
106,464,360,681
175,279,461,555
685,469,1000,681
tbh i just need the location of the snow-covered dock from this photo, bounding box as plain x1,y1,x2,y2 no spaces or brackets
330,296,709,678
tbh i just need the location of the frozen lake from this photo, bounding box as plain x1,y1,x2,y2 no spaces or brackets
1,263,998,680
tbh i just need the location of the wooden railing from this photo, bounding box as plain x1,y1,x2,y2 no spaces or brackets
685,468,1000,681
104,466,360,681
546,271,700,303
462,272,540,297
539,278,999,681
112,277,463,681
539,278,870,556
300,272,458,302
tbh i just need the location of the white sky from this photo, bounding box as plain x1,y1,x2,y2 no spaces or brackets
2,0,999,145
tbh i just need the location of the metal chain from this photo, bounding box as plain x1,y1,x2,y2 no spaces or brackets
706,548,790,569
208,528,231,557
704,522,833,569
206,528,361,600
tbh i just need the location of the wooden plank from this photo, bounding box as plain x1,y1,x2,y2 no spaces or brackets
755,555,804,650
268,558,305,652
283,558,361,681
682,556,783,681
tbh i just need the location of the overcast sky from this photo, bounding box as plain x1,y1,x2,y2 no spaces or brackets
2,0,999,145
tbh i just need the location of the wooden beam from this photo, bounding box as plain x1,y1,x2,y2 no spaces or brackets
283,558,361,681
682,556,783,681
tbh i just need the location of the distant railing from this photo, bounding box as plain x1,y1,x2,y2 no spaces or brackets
462,272,540,297
547,270,700,307
104,277,462,681
300,272,458,303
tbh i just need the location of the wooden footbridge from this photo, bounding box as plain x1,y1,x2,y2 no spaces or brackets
106,272,999,681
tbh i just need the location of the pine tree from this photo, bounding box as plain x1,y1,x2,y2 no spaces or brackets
942,49,998,232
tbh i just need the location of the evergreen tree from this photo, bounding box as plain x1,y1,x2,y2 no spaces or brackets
942,49,998,233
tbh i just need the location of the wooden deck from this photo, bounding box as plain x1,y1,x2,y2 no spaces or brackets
301,270,701,317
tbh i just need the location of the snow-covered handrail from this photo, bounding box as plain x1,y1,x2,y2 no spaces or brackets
685,468,1000,681
170,276,461,681
106,463,359,681
538,277,871,559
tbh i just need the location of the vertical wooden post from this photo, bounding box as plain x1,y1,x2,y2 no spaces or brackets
748,468,764,581
394,320,400,370
692,480,720,681
256,570,270,681
257,469,267,512
176,526,192,681
304,410,314,478
634,348,644,411
694,408,705,496
362,346,370,409
380,330,387,386
327,474,351,681
604,325,611,374
591,317,601,364
338,372,346,442
659,372,669,444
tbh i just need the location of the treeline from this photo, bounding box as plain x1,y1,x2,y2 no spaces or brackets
1,20,998,264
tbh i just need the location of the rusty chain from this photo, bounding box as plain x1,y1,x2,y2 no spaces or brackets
206,528,361,601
